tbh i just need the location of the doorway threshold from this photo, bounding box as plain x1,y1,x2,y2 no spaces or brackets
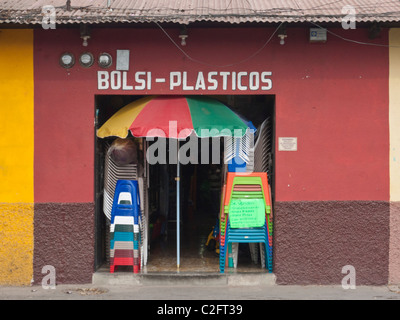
92,265,276,287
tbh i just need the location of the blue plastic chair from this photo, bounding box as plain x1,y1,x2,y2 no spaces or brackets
109,179,142,273
228,155,247,172
111,180,141,225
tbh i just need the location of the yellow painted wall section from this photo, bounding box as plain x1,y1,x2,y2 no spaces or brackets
0,29,34,285
390,29,400,202
0,29,34,203
389,28,400,284
0,204,33,285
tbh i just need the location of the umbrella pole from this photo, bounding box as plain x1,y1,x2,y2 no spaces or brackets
177,147,180,270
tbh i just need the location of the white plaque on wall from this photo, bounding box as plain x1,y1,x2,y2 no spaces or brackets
278,137,297,151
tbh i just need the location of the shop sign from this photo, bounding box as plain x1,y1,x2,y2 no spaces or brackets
97,70,272,92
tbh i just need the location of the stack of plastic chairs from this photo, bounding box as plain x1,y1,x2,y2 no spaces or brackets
103,142,149,268
110,180,142,273
219,185,227,271
219,172,273,273
254,117,273,184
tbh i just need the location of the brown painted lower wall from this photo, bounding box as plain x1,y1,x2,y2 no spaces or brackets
274,201,390,285
390,202,400,284
32,201,390,285
33,203,95,285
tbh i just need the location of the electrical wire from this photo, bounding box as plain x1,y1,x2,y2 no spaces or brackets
310,21,400,48
155,21,283,67
155,19,400,69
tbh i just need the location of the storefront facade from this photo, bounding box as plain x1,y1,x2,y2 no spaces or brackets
1,22,400,285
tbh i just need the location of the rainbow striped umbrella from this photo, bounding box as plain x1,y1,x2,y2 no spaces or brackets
96,95,249,139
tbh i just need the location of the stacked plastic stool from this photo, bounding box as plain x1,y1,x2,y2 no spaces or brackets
219,184,227,272
110,179,142,273
223,219,272,272
219,172,273,273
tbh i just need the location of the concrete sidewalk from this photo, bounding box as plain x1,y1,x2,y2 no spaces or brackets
1,283,400,300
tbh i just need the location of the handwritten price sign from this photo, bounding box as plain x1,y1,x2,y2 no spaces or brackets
229,199,265,228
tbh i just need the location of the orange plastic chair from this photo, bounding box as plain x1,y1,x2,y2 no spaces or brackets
224,172,271,211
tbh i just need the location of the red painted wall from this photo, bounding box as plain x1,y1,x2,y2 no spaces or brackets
34,29,96,203
34,26,389,203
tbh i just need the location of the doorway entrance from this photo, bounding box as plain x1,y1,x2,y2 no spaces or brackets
94,95,275,273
